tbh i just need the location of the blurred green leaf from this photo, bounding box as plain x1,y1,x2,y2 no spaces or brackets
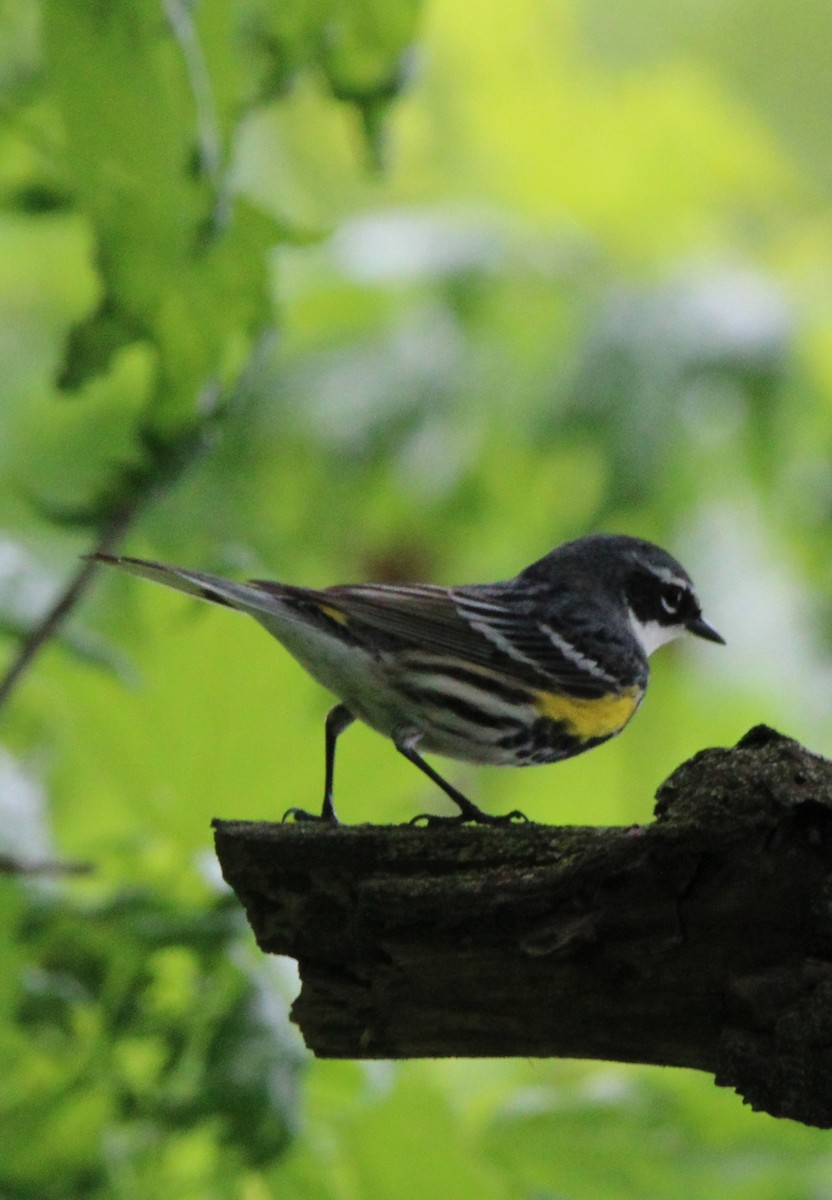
1,884,302,1197
484,1064,832,1200
275,1064,511,1200
43,0,283,424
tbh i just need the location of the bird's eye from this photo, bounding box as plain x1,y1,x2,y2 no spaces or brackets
660,584,685,615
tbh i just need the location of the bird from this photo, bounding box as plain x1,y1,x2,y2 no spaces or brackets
89,534,724,825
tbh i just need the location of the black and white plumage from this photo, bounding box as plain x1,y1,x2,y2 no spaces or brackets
91,534,724,824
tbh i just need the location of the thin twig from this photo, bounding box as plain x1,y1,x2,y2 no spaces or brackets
0,377,226,715
0,853,93,876
0,505,134,714
0,4,246,716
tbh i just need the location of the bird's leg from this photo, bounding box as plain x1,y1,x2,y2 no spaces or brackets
320,704,355,820
283,704,355,823
394,729,527,826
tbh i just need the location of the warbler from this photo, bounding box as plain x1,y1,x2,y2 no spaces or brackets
91,534,723,824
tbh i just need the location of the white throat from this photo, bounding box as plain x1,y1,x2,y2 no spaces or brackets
628,611,685,657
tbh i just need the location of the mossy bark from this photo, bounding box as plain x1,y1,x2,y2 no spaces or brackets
214,726,832,1127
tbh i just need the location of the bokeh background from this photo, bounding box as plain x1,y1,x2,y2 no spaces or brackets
3,0,832,1195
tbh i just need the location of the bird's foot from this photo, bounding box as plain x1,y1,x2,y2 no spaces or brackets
282,806,338,824
409,806,528,828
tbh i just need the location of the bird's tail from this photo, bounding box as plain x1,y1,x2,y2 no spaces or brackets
88,553,288,620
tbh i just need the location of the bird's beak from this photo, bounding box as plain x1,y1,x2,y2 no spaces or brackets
686,615,725,645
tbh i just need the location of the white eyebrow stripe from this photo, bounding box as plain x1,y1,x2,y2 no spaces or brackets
537,623,619,683
651,566,690,589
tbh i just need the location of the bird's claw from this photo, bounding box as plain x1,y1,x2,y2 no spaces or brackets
409,807,529,828
282,806,338,824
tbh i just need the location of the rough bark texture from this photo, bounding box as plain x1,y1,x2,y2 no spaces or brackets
213,726,832,1127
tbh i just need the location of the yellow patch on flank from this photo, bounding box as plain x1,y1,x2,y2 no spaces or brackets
533,686,642,739
319,604,349,626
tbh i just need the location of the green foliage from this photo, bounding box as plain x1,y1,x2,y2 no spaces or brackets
3,0,832,1195
1,882,301,1198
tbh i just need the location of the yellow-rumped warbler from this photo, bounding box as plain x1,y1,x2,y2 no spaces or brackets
92,534,723,824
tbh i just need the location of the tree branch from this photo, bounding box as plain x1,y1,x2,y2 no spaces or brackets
0,397,221,716
0,853,92,876
213,726,832,1128
0,504,135,712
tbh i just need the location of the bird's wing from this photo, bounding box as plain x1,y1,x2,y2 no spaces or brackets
254,580,620,696
91,557,627,698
